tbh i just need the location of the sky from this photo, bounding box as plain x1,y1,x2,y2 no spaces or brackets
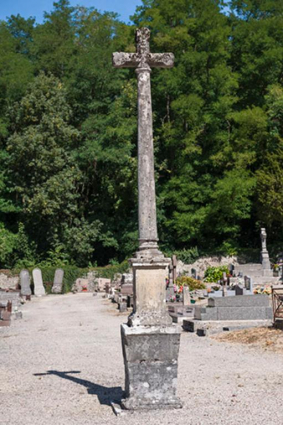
0,0,143,24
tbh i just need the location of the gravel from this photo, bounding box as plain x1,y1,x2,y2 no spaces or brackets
1,293,283,425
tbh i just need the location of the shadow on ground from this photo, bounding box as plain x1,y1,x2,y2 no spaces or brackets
34,370,123,406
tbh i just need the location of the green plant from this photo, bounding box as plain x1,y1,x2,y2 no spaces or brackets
204,266,229,283
175,276,205,291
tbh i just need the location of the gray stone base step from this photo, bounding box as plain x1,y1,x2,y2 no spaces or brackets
183,319,272,335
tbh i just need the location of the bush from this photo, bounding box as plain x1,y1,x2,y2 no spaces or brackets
175,276,205,291
204,266,229,283
163,247,199,264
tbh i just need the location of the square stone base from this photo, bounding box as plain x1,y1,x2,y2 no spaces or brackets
121,324,182,410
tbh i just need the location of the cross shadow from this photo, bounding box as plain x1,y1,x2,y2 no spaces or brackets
33,370,123,406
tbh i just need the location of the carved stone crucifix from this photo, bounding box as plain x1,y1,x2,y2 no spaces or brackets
113,28,174,253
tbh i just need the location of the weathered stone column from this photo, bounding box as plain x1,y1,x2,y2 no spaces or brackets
260,228,272,277
113,27,182,411
137,65,158,250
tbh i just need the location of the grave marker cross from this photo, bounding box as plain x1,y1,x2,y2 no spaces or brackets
113,28,174,252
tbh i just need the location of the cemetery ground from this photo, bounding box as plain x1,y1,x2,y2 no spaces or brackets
1,294,283,425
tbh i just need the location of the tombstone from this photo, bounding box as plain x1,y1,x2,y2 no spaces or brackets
20,270,31,297
222,272,228,297
166,264,175,298
260,228,273,276
172,255,177,282
235,285,244,296
119,302,127,313
113,27,182,411
52,269,64,294
244,275,253,292
183,286,190,305
228,264,235,276
32,268,46,296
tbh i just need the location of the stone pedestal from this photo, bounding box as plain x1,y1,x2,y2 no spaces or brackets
128,251,171,327
121,324,182,410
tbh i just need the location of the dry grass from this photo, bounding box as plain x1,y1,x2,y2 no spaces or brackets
214,326,283,353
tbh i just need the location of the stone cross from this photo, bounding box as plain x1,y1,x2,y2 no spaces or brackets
113,28,174,253
260,228,272,276
260,228,267,252
113,28,182,411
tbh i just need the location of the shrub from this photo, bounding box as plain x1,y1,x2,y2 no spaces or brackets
204,266,229,283
175,276,205,291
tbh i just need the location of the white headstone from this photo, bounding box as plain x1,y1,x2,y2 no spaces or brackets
20,269,31,296
52,269,64,294
32,268,46,296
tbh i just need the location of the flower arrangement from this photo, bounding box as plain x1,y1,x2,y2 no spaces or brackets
253,285,272,295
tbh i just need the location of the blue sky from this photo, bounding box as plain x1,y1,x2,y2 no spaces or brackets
0,0,143,24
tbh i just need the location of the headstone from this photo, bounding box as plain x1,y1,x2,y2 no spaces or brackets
113,28,182,411
172,255,177,282
235,285,244,296
244,275,252,292
260,228,273,277
183,286,190,305
52,269,64,294
119,302,127,313
166,264,175,298
32,268,45,296
20,270,31,297
228,264,235,276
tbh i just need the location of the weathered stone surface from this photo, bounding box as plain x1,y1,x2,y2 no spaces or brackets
95,278,111,292
73,278,89,292
183,287,190,305
121,324,182,410
208,294,270,308
32,268,45,297
128,262,171,327
0,272,19,291
195,294,272,321
52,269,64,294
20,270,31,296
113,28,181,411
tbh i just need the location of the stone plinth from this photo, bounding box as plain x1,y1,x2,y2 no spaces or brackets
121,324,182,410
128,253,171,327
195,295,272,321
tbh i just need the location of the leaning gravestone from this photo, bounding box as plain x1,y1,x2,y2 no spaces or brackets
32,268,46,296
20,270,31,297
52,269,64,294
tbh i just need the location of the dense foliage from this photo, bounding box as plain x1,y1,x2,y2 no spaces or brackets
0,0,282,268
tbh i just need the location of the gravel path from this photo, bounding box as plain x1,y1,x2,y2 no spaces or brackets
1,293,283,425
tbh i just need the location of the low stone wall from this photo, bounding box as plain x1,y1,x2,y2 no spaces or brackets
0,271,19,291
177,256,239,279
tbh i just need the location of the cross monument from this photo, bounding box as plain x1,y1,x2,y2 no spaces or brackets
113,28,182,411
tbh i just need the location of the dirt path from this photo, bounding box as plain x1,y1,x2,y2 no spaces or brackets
1,293,283,425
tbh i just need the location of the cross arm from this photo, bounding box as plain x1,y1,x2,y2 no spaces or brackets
148,53,175,68
112,52,139,68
